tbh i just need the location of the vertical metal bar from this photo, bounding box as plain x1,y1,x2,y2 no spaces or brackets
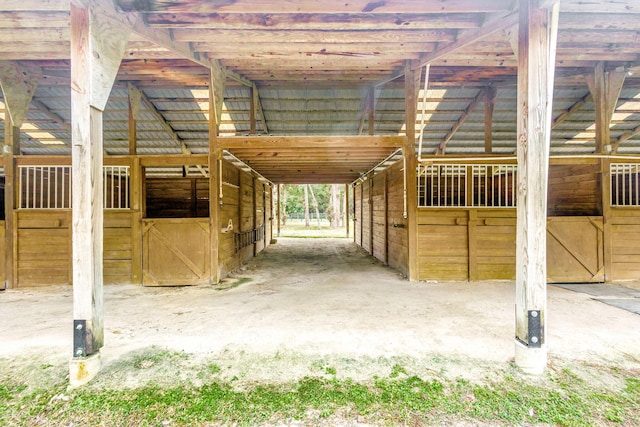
68,166,72,209
633,165,640,206
457,165,461,206
25,166,30,208
61,167,66,208
39,166,43,208
18,166,23,209
437,165,440,207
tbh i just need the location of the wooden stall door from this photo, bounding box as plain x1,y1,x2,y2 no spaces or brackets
142,218,210,285
547,217,604,283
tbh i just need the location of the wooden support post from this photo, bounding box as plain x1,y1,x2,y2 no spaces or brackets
69,2,129,386
2,119,19,290
277,184,281,237
127,83,141,155
601,159,612,281
514,0,559,375
345,183,349,238
209,60,225,284
0,61,41,290
586,62,627,154
404,61,420,281
484,86,497,154
130,156,143,284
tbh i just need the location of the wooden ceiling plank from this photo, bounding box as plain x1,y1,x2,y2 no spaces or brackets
0,11,70,28
0,28,69,42
145,12,482,30
192,42,438,55
116,0,512,14
0,0,69,11
175,29,455,43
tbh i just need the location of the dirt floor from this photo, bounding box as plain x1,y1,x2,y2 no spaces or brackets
1,237,640,389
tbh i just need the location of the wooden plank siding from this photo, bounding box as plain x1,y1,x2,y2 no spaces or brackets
610,208,640,280
371,172,386,263
417,209,469,281
547,163,601,216
361,179,372,254
16,210,71,287
353,161,408,277
104,211,133,284
219,159,241,278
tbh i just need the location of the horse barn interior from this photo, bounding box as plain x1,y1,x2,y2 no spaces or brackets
1,0,640,383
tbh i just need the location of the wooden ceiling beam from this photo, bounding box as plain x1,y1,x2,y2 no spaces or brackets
219,135,404,149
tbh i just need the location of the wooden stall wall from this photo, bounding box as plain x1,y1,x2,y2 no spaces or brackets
218,160,270,279
548,163,601,216
475,209,516,280
385,161,408,276
353,161,408,277
254,179,265,254
417,209,469,281
16,210,71,287
610,208,640,280
372,173,386,262
145,177,209,218
354,184,362,246
219,159,240,278
361,179,372,254
104,211,133,284
238,170,255,264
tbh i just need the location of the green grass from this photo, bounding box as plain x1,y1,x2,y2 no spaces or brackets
278,219,352,238
1,361,638,426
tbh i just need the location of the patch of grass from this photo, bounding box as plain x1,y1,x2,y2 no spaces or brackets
1,363,639,426
389,363,407,378
214,276,252,291
130,348,187,370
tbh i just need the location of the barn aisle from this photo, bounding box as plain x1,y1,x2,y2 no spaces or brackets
1,238,640,386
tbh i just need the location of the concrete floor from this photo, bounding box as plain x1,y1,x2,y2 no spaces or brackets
1,237,639,385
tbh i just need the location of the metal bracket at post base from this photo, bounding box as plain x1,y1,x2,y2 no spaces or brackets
516,310,543,349
73,319,97,357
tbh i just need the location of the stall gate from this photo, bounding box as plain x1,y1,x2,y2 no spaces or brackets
142,218,211,286
546,217,604,283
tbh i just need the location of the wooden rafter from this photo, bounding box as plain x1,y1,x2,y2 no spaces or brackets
612,123,640,152
136,84,207,177
552,92,592,129
411,11,519,70
437,89,485,154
